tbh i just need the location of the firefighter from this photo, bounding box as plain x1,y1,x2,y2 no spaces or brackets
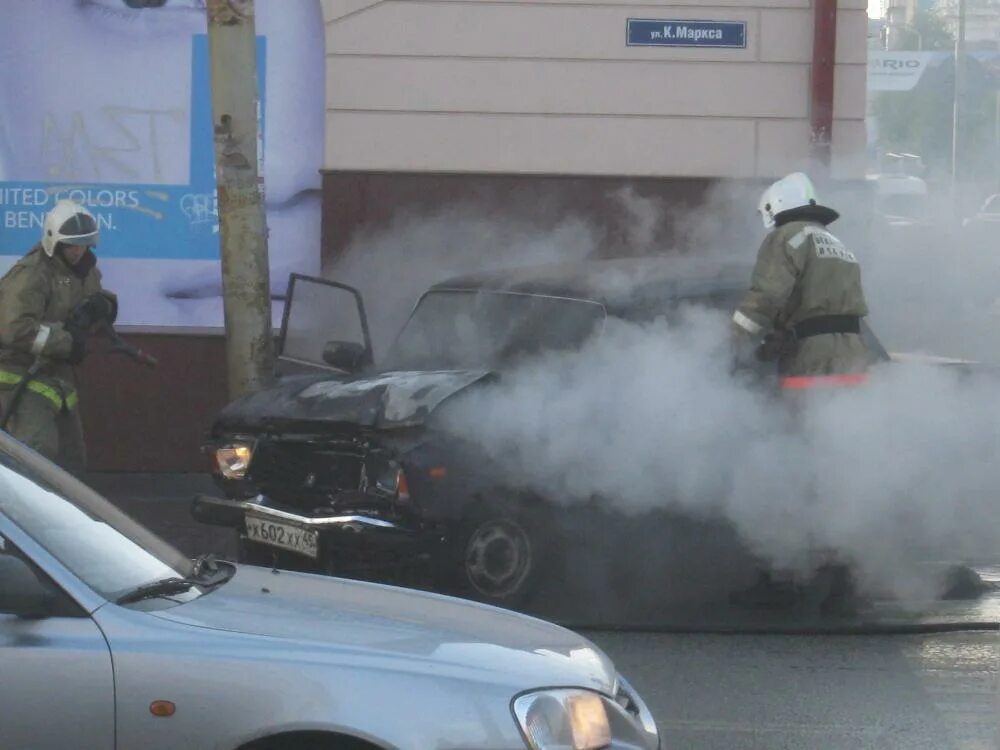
0,199,117,472
729,173,869,613
731,172,870,380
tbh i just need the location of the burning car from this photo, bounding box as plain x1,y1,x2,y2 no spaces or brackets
193,258,892,607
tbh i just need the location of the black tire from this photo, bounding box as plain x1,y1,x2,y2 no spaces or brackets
804,563,860,617
438,502,548,608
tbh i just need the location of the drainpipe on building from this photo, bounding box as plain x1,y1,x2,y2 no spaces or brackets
206,0,275,399
810,0,839,171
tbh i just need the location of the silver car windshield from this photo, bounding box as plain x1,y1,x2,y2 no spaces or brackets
0,432,190,600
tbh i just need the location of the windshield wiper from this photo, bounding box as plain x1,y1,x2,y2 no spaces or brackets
115,577,198,606
116,556,235,606
190,553,235,585
191,553,219,579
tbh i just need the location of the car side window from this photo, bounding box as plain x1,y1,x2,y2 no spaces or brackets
0,535,83,618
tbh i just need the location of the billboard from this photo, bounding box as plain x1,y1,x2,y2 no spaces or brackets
868,50,1000,93
0,0,325,328
867,51,945,93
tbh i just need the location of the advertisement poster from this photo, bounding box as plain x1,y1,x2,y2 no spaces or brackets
867,51,942,93
869,50,1000,93
0,0,325,328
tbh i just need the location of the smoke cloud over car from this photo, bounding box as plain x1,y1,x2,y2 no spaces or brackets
327,182,1000,605
440,308,1000,603
329,206,600,357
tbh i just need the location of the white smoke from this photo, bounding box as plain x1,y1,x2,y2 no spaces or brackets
329,205,600,357
862,229,1000,364
440,308,1000,601
327,182,1000,603
826,177,1000,365
607,185,666,254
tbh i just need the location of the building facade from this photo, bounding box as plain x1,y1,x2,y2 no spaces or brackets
320,0,868,263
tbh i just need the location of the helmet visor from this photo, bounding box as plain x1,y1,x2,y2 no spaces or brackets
58,213,99,246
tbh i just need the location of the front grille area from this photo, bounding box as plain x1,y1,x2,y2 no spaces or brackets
248,438,366,511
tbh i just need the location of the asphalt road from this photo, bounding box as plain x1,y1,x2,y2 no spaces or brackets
589,629,997,750
89,473,1000,750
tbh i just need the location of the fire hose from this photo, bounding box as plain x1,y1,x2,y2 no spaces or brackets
101,322,159,369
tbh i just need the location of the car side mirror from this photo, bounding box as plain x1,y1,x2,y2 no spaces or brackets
322,340,366,372
0,554,53,619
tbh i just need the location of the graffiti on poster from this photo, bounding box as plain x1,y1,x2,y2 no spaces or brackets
0,36,257,262
0,0,325,327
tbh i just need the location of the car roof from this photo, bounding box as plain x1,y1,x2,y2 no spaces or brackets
428,256,752,314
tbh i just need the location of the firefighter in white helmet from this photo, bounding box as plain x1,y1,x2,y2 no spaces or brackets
732,172,870,379
730,174,870,613
0,199,118,471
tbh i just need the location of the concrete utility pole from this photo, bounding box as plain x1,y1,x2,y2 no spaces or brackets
951,0,967,212
206,0,274,399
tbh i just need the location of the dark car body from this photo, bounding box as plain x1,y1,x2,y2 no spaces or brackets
193,257,891,605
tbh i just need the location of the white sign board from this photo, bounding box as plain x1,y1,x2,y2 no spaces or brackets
868,51,939,92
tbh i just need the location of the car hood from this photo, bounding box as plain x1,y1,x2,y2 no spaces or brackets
150,566,615,692
216,369,493,430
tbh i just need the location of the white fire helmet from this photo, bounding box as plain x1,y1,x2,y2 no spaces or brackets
41,200,99,257
757,172,818,230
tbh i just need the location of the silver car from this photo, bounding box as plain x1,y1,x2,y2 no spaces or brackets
0,432,659,750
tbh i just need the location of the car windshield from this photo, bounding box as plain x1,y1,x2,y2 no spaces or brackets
383,290,607,370
0,432,191,601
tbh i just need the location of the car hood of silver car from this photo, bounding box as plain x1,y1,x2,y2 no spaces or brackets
150,565,616,692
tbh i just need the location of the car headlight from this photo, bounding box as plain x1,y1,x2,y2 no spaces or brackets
513,690,610,750
513,679,659,750
215,443,253,480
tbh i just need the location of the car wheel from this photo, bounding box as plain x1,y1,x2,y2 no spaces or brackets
442,504,547,608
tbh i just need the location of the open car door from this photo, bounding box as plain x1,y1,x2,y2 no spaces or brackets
277,273,373,375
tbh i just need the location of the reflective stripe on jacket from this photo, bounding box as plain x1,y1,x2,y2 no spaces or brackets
0,369,78,411
0,244,106,397
780,374,869,390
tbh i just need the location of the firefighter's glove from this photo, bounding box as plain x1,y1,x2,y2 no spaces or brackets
755,330,796,362
83,292,118,327
97,291,118,325
65,323,87,365
67,293,117,333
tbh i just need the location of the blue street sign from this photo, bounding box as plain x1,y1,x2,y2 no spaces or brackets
627,19,747,49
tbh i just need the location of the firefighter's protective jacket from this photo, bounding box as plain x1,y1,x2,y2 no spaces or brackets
733,220,869,377
0,245,108,411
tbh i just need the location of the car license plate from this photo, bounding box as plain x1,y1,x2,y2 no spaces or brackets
245,516,319,559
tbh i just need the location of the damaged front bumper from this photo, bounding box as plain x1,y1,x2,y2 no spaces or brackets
191,493,438,570
193,493,403,532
